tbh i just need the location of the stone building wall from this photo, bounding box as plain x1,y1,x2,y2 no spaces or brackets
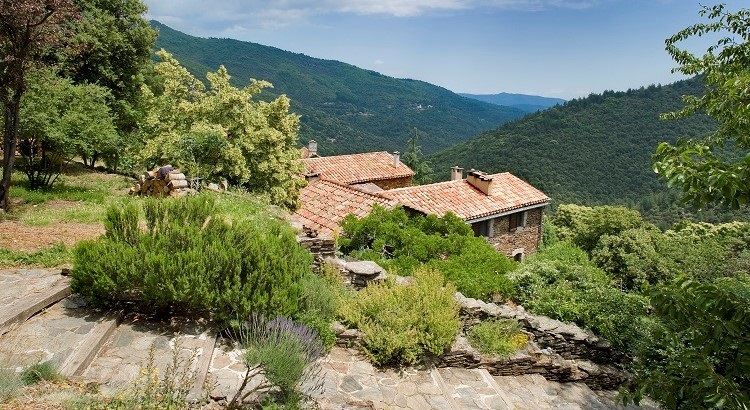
487,207,544,258
372,176,413,190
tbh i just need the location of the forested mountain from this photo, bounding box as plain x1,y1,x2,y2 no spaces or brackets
459,92,566,112
428,79,717,208
151,21,525,155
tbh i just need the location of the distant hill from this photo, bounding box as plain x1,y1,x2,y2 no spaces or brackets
151,21,525,155
459,92,566,112
429,79,716,207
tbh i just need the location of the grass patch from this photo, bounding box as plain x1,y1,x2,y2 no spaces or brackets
0,244,72,268
467,319,528,358
20,361,60,385
0,368,23,404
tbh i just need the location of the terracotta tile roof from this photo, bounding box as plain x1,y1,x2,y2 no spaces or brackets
303,152,414,185
379,172,550,221
296,179,397,235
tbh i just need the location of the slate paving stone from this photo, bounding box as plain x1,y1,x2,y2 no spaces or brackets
0,300,107,370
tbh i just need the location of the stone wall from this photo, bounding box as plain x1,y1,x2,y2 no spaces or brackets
332,323,628,391
487,207,544,258
434,336,628,391
296,235,336,268
456,293,626,365
372,176,413,190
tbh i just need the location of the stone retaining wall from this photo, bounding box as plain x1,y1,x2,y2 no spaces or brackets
296,235,336,268
455,293,626,365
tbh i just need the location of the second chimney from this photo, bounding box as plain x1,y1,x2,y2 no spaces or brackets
392,151,400,167
308,140,318,157
451,166,464,181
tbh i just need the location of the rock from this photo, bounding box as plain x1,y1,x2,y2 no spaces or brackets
344,261,385,277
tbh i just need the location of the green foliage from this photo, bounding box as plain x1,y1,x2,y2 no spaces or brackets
510,242,649,350
0,367,22,404
623,277,750,409
428,78,716,208
402,128,434,185
18,68,117,188
654,4,750,209
20,361,60,385
296,271,341,351
231,315,324,408
430,237,516,301
553,204,650,253
152,21,524,156
467,319,528,358
591,228,673,292
140,50,304,209
71,195,311,324
0,243,71,268
339,206,515,300
338,268,460,366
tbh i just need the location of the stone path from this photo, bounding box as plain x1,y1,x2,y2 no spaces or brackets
315,347,655,410
0,268,658,409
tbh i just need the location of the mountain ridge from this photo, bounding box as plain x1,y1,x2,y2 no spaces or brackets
459,92,566,112
428,79,716,207
151,21,526,155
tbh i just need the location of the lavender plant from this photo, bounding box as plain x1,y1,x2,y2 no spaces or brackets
227,314,325,409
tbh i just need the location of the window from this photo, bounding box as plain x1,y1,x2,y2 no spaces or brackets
472,220,490,237
509,211,528,232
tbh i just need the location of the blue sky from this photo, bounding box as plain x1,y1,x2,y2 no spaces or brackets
143,0,748,100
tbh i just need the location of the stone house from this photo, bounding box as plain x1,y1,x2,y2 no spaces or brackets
379,168,550,259
301,140,414,191
295,140,412,236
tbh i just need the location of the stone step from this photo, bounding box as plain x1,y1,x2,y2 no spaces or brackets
0,273,71,335
0,298,110,374
80,316,211,396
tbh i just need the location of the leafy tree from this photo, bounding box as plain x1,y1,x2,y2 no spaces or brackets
552,204,649,253
402,127,434,185
623,277,750,409
18,68,117,188
654,4,750,209
0,0,76,210
140,50,305,209
58,0,156,171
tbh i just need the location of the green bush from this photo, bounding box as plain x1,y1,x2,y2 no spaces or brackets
296,271,341,350
339,205,517,300
232,315,324,408
71,195,312,324
338,268,460,366
20,361,60,385
510,242,649,351
468,319,528,358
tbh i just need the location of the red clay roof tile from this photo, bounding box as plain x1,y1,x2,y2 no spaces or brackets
295,179,397,235
302,152,414,185
379,172,550,221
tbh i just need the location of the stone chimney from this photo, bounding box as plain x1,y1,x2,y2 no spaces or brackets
466,170,493,195
450,166,464,181
308,140,318,157
305,172,320,183
392,151,400,167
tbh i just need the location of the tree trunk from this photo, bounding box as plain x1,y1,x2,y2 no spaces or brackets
0,94,21,211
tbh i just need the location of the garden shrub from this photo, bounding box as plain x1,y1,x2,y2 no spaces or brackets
71,195,311,324
296,271,340,350
230,314,324,408
20,361,60,385
338,205,516,300
338,268,460,366
510,242,649,351
467,319,528,358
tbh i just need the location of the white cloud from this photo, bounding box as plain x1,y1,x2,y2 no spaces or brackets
144,0,604,28
374,59,385,65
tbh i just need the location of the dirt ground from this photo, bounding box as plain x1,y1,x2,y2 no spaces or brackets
0,220,103,252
